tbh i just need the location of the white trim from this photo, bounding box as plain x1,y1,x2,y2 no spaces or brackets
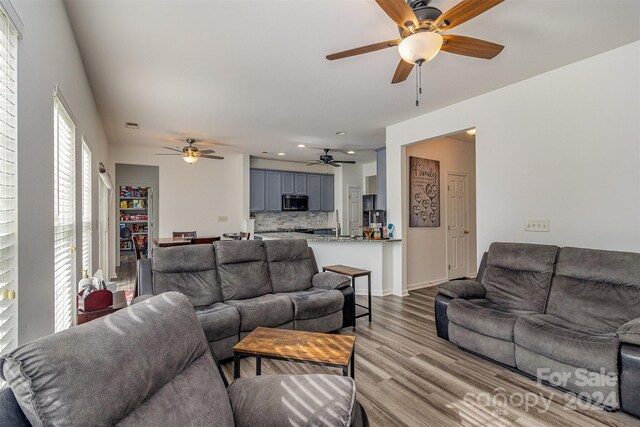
446,171,471,280
0,1,21,39
408,277,447,291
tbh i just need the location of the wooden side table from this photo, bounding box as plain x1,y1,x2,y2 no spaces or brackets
76,303,127,325
322,264,372,329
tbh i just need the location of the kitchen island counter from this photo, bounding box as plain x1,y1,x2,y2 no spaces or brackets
255,232,401,243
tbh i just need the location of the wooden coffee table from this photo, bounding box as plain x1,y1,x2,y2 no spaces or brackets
232,327,356,380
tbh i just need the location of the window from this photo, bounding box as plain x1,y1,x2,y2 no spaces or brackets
81,140,91,274
54,95,75,333
0,7,17,356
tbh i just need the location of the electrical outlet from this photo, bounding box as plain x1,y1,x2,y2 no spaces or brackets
218,216,228,223
525,219,550,232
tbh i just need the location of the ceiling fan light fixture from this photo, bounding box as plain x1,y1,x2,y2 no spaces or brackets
398,31,443,64
182,153,199,164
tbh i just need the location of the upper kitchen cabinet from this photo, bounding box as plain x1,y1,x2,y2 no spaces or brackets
321,174,334,212
250,169,266,212
265,171,282,211
282,172,308,195
307,174,321,211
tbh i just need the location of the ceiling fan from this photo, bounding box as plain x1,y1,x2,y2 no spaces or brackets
155,138,224,164
326,0,505,103
307,149,357,168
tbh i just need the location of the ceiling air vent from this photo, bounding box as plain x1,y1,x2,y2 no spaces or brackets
125,122,139,129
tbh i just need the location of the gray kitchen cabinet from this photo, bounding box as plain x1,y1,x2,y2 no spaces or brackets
376,148,386,210
295,173,307,195
282,172,295,194
265,171,282,211
321,174,334,212
250,169,266,212
307,174,321,211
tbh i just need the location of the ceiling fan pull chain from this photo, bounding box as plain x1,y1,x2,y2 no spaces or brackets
415,65,419,107
419,62,423,95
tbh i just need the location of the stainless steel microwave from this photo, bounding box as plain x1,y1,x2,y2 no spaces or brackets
282,194,308,211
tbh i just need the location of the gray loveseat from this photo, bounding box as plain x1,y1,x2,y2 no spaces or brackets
0,292,368,426
137,239,355,360
435,242,640,417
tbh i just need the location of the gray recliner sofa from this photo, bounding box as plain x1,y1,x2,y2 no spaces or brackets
435,242,640,417
0,292,368,426
137,239,355,360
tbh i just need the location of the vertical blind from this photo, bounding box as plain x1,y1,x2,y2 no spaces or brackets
54,97,75,333
0,7,17,357
81,140,91,274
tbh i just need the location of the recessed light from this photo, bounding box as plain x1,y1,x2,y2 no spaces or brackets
277,152,286,156
336,131,347,135
297,144,306,148
347,150,355,154
466,128,476,136
125,122,139,129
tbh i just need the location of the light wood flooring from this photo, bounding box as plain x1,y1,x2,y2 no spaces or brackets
115,260,640,427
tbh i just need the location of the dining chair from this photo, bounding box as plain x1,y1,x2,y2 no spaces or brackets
191,237,221,245
172,231,197,239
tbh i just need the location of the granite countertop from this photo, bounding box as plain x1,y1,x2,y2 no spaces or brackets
255,232,401,242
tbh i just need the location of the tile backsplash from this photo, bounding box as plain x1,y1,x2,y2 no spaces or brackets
254,211,330,231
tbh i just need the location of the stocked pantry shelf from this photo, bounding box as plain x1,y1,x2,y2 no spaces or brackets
119,185,150,257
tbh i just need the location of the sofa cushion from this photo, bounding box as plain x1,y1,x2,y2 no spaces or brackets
227,375,355,427
195,303,240,342
481,242,558,312
449,322,516,366
152,244,222,306
438,279,486,299
546,247,640,333
226,294,294,331
514,314,619,373
448,298,534,341
215,240,273,300
312,271,352,290
263,240,315,293
0,292,234,427
283,288,344,320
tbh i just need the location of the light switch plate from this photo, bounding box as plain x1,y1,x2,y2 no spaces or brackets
525,219,550,232
218,216,228,223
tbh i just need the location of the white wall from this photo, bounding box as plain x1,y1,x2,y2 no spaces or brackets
406,137,476,290
16,0,111,343
386,41,640,295
362,161,376,193
110,144,246,265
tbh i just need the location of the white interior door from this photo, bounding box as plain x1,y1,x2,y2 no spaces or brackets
347,186,362,235
447,173,469,279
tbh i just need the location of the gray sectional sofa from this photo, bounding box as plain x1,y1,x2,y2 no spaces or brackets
435,242,640,417
137,239,355,360
0,292,368,426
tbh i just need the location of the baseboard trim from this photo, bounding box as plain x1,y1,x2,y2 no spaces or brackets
408,277,447,291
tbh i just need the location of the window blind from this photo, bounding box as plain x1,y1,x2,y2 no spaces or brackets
81,140,91,274
54,96,75,333
0,6,17,358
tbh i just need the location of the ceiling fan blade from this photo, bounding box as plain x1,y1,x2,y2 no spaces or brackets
306,162,323,166
392,60,414,84
326,40,400,61
163,146,183,153
199,149,215,154
334,160,357,164
202,155,224,160
434,0,504,31
374,0,419,30
441,35,504,59
155,153,182,156
329,163,342,168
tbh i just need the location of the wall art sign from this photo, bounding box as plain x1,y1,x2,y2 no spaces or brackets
409,156,440,227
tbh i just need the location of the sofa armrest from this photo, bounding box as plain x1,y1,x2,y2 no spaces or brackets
137,258,154,296
227,374,356,427
312,271,351,290
131,294,154,305
438,280,486,299
618,318,640,346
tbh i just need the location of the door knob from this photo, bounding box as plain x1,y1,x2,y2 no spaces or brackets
464,230,469,234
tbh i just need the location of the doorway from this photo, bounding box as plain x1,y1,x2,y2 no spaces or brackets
347,186,362,235
447,172,470,279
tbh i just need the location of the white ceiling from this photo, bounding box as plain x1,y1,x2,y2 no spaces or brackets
65,0,640,162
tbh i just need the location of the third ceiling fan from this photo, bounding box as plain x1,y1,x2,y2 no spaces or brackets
326,0,506,105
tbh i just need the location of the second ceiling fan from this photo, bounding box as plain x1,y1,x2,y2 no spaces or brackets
326,0,505,100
